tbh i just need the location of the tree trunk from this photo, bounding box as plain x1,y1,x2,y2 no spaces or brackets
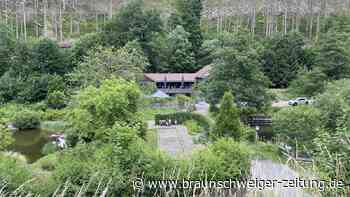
43,0,48,37
22,0,27,41
59,1,63,41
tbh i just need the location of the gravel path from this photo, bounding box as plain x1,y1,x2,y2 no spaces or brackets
272,100,289,108
157,125,195,156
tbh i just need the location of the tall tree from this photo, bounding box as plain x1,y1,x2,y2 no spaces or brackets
31,38,68,75
69,44,147,88
315,32,350,80
174,0,203,61
204,48,271,111
260,32,308,88
164,25,196,72
104,0,162,47
0,24,14,77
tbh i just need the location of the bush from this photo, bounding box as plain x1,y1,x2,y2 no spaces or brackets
273,105,322,150
184,120,202,135
189,138,251,180
0,155,32,192
242,126,257,142
42,109,67,121
13,110,41,130
47,91,67,109
42,142,59,155
33,154,58,171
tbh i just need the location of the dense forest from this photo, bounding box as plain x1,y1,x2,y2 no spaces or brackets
0,0,350,196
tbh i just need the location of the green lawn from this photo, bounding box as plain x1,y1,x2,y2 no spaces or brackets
245,141,283,162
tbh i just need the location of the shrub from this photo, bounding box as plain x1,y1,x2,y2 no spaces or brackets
0,126,14,150
189,138,251,180
33,154,58,172
42,109,67,121
184,120,202,135
0,155,32,192
47,91,67,109
242,126,257,142
42,142,59,155
176,95,191,110
13,110,41,130
273,105,322,150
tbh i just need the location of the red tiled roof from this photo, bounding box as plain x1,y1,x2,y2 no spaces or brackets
144,73,197,82
144,65,211,82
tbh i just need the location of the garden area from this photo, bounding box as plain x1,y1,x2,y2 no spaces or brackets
0,0,350,196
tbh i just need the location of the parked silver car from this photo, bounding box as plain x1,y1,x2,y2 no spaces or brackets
288,97,310,106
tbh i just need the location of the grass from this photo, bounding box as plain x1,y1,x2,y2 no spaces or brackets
246,141,283,162
140,108,177,121
146,129,158,149
41,121,67,132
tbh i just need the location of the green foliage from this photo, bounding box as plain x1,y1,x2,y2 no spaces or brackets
273,105,322,150
42,109,67,121
313,131,350,195
203,48,271,110
0,39,68,103
47,91,67,109
71,33,103,64
242,126,257,143
105,0,162,46
176,94,192,110
288,68,328,97
315,32,350,80
69,46,147,88
42,142,59,155
13,110,41,130
0,154,32,192
0,127,14,151
174,0,203,60
184,120,202,135
0,24,15,77
315,79,350,130
31,38,69,75
246,142,281,161
198,30,255,66
164,25,196,72
190,138,250,180
48,75,66,93
213,92,244,140
260,32,310,88
67,78,143,143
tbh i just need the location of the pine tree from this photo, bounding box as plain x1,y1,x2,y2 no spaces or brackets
213,92,243,140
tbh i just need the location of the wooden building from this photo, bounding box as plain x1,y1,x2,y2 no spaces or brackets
143,66,211,96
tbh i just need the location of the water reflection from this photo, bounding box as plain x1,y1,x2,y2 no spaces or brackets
8,129,50,163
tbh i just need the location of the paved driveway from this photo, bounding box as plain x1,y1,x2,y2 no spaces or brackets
157,125,195,156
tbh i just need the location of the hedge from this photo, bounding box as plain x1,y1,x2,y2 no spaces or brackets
155,112,211,131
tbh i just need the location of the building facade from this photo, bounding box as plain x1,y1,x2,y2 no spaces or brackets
143,66,211,96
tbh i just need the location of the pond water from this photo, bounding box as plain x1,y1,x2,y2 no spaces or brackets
8,129,50,163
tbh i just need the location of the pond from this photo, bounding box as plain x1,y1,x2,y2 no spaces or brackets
8,129,51,163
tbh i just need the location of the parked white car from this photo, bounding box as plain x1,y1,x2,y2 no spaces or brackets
288,97,310,106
